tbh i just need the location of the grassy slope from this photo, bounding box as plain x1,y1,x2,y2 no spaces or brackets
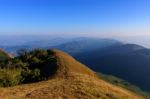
97,72,150,98
0,49,145,99
53,49,96,78
0,73,144,99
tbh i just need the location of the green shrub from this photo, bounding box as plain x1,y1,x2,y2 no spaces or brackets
0,68,22,87
0,49,57,87
21,68,41,83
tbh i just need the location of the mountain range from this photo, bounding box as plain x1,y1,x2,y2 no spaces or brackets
0,37,150,92
72,43,150,92
0,49,146,99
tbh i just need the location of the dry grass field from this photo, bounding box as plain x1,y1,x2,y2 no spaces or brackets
0,50,145,99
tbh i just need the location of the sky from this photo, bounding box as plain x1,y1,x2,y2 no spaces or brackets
0,0,150,37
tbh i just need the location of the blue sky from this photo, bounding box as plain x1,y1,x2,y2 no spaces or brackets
0,0,150,37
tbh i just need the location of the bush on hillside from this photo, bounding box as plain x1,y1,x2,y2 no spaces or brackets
0,49,58,87
0,68,22,87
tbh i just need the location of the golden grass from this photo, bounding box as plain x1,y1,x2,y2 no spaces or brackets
0,49,145,99
0,73,144,99
52,49,96,78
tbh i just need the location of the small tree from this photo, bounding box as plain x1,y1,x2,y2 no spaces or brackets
17,49,30,62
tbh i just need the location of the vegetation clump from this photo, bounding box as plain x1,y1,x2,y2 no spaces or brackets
0,49,57,87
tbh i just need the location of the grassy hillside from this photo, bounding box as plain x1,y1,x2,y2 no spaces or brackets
0,73,144,99
0,49,145,99
97,72,150,98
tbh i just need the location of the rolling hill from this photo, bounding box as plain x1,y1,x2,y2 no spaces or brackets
0,49,145,99
48,37,122,55
1,37,150,92
73,43,150,92
0,37,121,55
